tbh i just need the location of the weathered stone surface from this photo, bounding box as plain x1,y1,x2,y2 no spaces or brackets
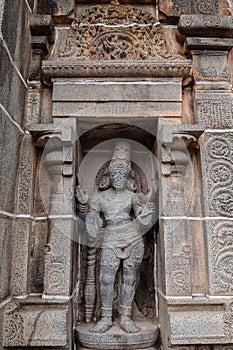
25,82,43,126
35,0,74,17
161,219,192,296
30,220,48,293
170,308,224,344
0,40,27,126
52,80,182,118
76,322,159,349
195,93,233,128
15,134,35,214
52,0,75,17
0,218,13,300
192,52,231,81
0,109,22,213
0,0,30,80
3,300,70,347
11,219,32,296
186,37,233,51
168,301,233,345
53,81,182,102
179,15,233,38
159,0,230,17
44,218,73,295
53,101,182,118
30,14,54,40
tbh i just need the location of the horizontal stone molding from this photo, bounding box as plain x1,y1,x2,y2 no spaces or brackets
179,15,233,38
52,81,182,102
42,60,191,84
52,101,182,118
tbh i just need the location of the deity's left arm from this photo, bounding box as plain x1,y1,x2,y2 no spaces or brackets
134,189,157,228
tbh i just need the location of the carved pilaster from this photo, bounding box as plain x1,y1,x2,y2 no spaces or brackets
159,125,204,296
11,135,35,296
30,124,76,296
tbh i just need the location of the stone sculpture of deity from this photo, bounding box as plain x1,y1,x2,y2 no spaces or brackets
76,141,156,334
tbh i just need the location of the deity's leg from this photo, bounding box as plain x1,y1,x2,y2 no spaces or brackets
92,253,120,334
119,262,141,333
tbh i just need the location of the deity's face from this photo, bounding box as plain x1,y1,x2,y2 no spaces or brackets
109,169,128,190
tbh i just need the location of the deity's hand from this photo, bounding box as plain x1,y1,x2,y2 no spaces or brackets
76,185,88,204
86,212,103,240
147,188,157,206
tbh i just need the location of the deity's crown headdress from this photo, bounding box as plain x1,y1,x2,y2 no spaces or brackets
109,141,131,173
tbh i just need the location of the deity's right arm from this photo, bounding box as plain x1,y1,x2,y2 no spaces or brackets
86,192,103,241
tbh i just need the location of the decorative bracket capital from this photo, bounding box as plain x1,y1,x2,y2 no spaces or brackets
160,124,204,175
30,124,75,176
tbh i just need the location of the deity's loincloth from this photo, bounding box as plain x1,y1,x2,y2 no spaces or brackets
100,221,144,266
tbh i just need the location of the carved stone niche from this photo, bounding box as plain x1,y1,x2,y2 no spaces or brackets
74,123,160,349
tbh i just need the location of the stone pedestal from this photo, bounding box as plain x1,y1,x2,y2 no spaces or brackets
76,322,159,350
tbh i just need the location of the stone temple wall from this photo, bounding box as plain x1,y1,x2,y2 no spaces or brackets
0,0,32,347
0,1,233,350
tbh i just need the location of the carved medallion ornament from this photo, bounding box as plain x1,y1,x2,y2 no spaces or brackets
54,1,180,61
204,133,233,218
209,221,233,293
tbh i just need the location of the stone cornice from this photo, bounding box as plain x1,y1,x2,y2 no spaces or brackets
42,59,191,84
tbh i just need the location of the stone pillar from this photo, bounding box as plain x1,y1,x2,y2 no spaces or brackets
32,125,76,297
179,12,233,303
3,125,76,349
158,125,210,349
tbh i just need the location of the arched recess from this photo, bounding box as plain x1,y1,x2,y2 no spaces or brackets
74,121,159,325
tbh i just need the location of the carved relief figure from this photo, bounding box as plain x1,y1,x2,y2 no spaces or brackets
76,141,156,334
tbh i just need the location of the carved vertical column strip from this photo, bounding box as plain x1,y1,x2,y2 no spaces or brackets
25,82,43,127
11,134,35,296
160,142,192,296
31,126,76,296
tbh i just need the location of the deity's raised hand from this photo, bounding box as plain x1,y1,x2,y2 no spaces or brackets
76,185,88,204
147,187,157,205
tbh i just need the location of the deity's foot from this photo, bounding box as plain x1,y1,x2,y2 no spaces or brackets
119,315,140,333
92,317,112,334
